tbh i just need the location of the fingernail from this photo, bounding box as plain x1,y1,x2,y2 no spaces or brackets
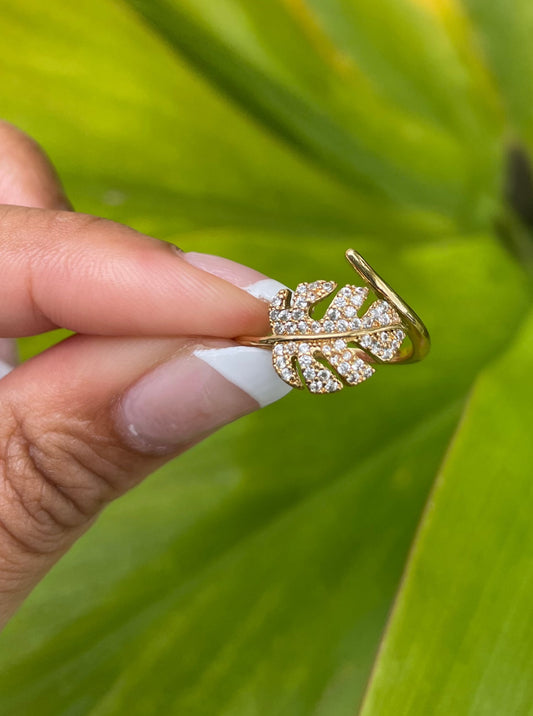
119,342,291,454
183,251,287,301
0,359,13,379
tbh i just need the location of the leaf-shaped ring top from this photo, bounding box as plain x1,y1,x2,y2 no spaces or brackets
237,250,430,394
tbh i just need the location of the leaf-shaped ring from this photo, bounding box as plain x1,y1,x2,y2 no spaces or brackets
237,249,430,394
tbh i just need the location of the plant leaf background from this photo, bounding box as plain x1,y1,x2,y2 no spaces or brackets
0,1,532,714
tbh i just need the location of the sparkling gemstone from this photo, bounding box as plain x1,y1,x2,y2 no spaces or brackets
273,345,284,356
334,339,346,351
342,351,352,360
298,343,310,353
321,345,331,355
311,321,321,332
278,310,289,321
327,308,341,320
350,318,362,330
297,320,309,332
318,369,330,381
274,322,285,334
299,354,312,366
360,335,371,347
292,309,304,320
286,322,296,334
326,380,339,392
336,320,349,331
344,305,357,318
339,361,350,374
270,310,280,321
303,368,316,380
323,281,334,292
281,368,293,381
294,297,308,308
380,314,390,326
275,357,286,368
323,320,334,332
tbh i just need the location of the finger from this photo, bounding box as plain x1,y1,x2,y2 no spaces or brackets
0,205,276,338
0,262,290,627
0,121,74,371
0,120,71,210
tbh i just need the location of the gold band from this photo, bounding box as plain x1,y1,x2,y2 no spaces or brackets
237,249,430,366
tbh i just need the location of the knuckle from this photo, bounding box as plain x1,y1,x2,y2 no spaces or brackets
0,404,134,555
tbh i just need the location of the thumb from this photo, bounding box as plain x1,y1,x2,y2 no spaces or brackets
0,256,290,628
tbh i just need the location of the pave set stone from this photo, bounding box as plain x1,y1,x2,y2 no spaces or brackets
270,281,406,393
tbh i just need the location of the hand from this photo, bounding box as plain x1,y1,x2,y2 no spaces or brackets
0,121,290,628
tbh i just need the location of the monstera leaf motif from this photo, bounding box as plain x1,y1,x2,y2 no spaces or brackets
270,281,406,393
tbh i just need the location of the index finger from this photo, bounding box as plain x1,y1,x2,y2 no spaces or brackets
0,205,272,338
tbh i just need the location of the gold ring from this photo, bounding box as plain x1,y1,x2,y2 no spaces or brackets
237,249,430,394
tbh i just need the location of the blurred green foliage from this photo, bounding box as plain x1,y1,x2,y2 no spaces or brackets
0,1,532,714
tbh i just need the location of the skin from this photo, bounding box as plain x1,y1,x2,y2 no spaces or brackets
0,121,271,628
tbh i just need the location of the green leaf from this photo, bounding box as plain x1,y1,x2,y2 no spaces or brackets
0,1,531,715
359,309,533,715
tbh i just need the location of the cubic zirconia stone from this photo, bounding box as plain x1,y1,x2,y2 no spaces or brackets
273,345,284,356
281,368,293,381
318,369,330,381
323,320,334,332
298,343,310,353
339,361,350,374
344,305,357,318
303,368,316,381
334,339,346,351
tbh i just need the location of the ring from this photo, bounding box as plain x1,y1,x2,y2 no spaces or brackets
237,249,430,394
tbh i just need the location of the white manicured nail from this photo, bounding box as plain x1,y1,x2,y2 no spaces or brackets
193,345,291,407
0,360,13,379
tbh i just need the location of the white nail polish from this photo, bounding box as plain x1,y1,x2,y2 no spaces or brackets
0,360,13,379
194,346,292,407
243,278,288,301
